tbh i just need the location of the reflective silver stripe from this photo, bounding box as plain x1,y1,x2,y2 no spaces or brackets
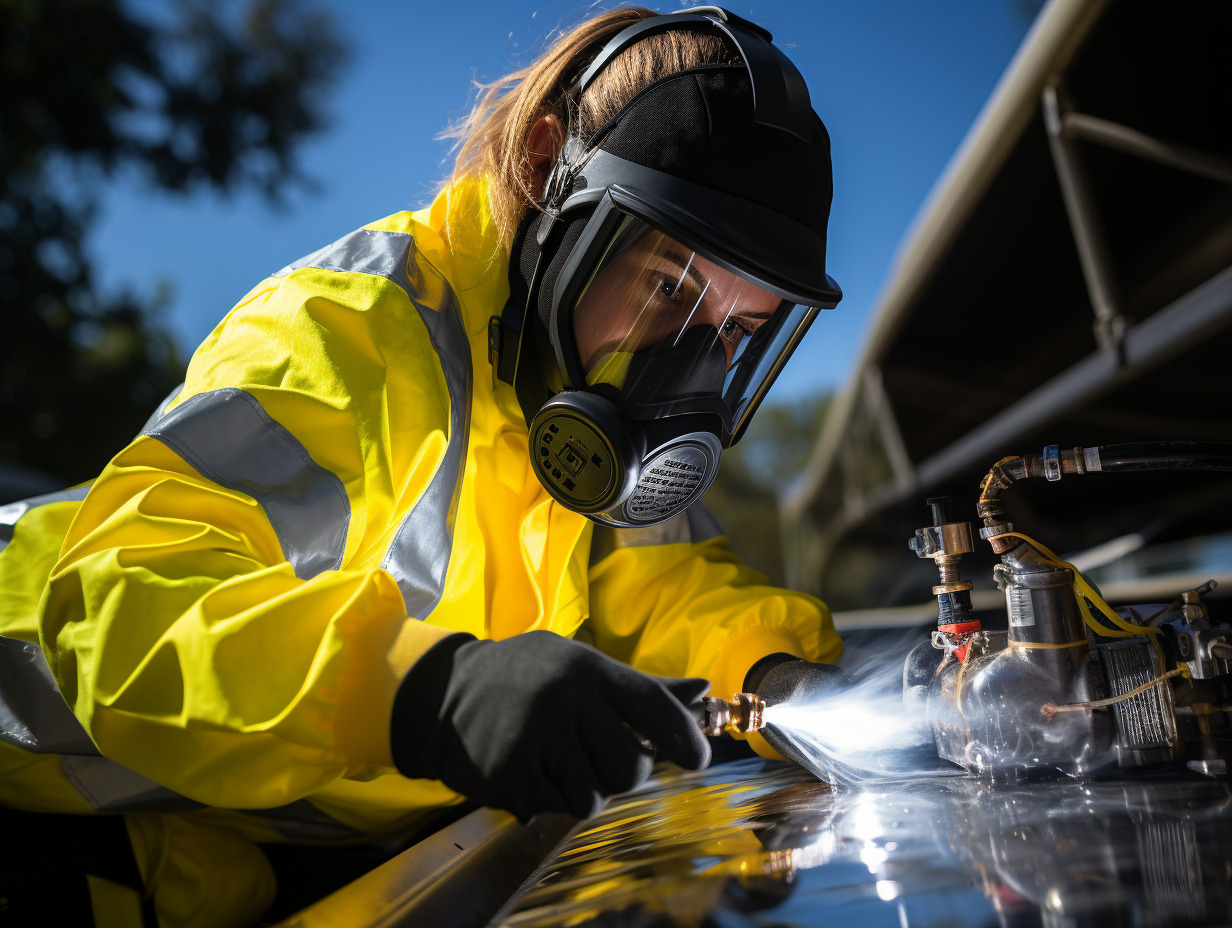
277,227,473,619
3,643,364,819
61,756,384,825
382,275,472,619
273,228,420,296
0,637,197,812
0,636,97,755
62,759,382,829
61,755,199,813
0,484,91,554
257,799,369,842
1,486,94,754
145,388,350,580
589,502,725,566
685,500,724,542
0,481,195,810
589,515,690,565
140,382,184,432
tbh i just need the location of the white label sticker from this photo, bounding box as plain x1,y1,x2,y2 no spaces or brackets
1007,586,1036,627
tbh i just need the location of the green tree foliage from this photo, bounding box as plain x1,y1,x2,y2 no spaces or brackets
703,391,832,585
0,0,346,488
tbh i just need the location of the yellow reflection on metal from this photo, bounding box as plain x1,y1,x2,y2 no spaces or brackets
500,760,831,927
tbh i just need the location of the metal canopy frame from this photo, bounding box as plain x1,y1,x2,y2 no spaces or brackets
1043,81,1232,357
782,0,1232,613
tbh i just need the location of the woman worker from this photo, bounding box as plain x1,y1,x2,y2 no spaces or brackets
0,6,844,925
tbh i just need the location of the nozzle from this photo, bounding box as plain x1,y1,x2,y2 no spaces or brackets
696,694,766,737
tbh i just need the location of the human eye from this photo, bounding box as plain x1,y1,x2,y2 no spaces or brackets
720,315,756,342
652,273,682,302
644,260,699,309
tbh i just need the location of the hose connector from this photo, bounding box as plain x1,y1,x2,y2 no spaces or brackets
696,694,766,736
909,497,978,625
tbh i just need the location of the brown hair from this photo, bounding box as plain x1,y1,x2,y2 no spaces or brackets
443,7,731,251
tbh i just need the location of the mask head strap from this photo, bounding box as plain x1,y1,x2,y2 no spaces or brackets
573,6,813,142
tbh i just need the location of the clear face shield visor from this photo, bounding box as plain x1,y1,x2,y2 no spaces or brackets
565,214,821,445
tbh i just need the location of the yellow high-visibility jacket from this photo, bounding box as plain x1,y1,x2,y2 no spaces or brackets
0,178,841,926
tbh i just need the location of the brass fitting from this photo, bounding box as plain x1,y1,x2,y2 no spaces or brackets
697,694,766,736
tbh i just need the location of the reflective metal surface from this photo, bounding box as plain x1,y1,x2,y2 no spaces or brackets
497,758,1232,927
277,808,579,928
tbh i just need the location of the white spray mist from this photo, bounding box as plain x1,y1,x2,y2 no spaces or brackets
762,630,962,786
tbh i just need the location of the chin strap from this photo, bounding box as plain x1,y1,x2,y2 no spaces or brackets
487,305,521,387
493,208,544,389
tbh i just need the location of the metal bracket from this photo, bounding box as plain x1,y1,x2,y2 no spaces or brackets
1043,79,1232,364
1043,80,1129,364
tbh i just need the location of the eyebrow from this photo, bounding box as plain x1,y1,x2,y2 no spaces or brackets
660,246,782,320
662,246,708,295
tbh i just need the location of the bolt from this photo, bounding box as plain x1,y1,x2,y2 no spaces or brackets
926,496,954,526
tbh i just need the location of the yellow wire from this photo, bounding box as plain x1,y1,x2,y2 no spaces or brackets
992,531,1155,636
990,530,1170,667
1042,668,1187,716
1009,638,1088,650
1074,595,1138,639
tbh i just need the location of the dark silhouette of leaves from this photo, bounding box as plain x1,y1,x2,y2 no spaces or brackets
0,0,347,492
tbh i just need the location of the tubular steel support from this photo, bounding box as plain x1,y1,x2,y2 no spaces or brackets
1043,80,1128,359
803,263,1232,564
914,264,1232,492
1063,112,1232,188
863,366,916,493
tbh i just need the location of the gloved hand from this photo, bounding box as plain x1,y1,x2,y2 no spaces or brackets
743,652,847,706
741,652,848,777
390,630,712,821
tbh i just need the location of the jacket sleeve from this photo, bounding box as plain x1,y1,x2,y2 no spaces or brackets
585,508,842,753
40,253,460,810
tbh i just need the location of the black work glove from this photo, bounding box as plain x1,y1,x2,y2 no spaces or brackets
390,631,712,821
742,653,848,778
743,652,848,707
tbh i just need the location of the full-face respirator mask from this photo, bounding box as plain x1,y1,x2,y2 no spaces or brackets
491,7,842,527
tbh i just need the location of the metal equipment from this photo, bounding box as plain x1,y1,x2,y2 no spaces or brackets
695,693,766,737
496,758,1232,928
904,441,1232,779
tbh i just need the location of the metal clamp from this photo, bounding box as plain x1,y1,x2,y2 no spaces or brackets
1043,444,1062,482
909,522,974,559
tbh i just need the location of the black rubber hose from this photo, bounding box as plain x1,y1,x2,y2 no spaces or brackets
1095,441,1232,473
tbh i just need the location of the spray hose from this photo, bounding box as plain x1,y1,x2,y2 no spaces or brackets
976,442,1232,542
976,441,1232,660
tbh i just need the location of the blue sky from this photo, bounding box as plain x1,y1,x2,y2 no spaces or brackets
90,0,1037,401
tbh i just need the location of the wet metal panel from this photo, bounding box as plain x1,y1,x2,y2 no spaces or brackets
497,758,1232,927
